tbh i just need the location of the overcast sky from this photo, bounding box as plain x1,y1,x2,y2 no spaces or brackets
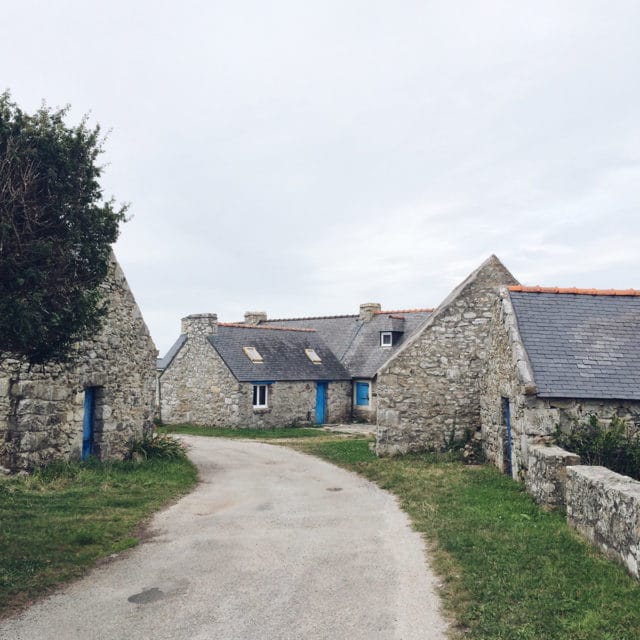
2,1,639,354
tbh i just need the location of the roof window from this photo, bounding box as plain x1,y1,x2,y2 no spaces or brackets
380,332,393,347
243,346,263,363
305,348,322,364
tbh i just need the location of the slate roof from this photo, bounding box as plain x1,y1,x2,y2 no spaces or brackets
262,309,432,378
208,325,350,382
157,334,187,370
509,290,640,400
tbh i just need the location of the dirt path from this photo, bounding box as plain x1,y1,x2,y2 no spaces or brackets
0,436,447,639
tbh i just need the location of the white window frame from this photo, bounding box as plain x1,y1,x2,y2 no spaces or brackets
252,384,268,408
305,348,322,364
243,346,263,363
380,332,393,347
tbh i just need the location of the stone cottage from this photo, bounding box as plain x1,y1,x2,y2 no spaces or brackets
375,255,518,456
481,285,640,479
158,314,352,427
158,304,432,427
259,305,432,422
0,253,158,473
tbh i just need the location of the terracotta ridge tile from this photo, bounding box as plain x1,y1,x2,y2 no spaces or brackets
264,314,359,322
374,308,434,315
218,323,316,333
508,286,640,296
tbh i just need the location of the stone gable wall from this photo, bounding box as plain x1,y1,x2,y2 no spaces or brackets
376,258,517,455
0,255,157,473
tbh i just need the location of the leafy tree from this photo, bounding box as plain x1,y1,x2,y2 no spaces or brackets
0,92,127,362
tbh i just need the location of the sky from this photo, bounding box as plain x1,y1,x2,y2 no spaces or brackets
2,1,639,355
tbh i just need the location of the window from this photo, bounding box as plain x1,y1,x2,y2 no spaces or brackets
243,346,263,363
380,332,393,347
253,384,268,408
305,348,322,364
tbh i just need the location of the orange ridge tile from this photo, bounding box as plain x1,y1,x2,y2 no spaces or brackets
374,308,434,315
508,286,640,296
218,323,316,332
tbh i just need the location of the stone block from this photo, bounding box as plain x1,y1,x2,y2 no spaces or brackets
526,445,581,507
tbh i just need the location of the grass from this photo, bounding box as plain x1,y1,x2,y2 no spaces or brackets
291,438,640,640
159,423,331,439
0,456,197,617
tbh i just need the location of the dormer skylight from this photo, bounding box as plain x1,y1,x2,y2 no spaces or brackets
243,346,263,363
305,348,322,364
380,332,393,347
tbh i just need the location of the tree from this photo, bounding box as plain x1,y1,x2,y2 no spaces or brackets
0,92,127,362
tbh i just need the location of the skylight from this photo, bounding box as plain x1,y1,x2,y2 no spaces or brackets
243,346,263,363
305,348,322,364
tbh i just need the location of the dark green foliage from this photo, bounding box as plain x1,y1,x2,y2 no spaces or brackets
555,414,640,481
127,433,187,460
0,92,127,362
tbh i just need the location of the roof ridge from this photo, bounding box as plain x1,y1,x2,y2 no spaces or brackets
374,308,434,314
219,322,316,333
509,286,640,296
263,314,359,322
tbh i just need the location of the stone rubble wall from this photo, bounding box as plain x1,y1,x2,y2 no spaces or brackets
0,254,157,473
160,336,351,427
376,257,517,456
566,465,640,579
525,444,581,508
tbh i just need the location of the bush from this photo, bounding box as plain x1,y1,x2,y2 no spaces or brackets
554,414,640,480
127,433,187,461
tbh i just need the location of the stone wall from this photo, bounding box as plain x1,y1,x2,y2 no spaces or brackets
481,288,640,478
525,444,580,508
376,256,517,456
566,465,640,579
0,254,157,473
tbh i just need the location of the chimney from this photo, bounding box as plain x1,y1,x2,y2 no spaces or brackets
181,313,218,337
244,311,267,325
359,303,382,322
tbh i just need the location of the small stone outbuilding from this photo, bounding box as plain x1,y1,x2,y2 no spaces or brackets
158,314,352,427
375,255,518,455
0,253,157,473
481,285,640,479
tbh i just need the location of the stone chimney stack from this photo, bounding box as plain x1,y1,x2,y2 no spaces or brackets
244,311,267,325
359,303,382,322
181,313,218,337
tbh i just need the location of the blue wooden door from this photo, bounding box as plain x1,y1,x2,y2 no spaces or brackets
355,382,369,406
82,387,95,461
315,383,327,424
502,397,513,476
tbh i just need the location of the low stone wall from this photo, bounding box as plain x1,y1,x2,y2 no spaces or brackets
566,466,640,579
525,445,580,508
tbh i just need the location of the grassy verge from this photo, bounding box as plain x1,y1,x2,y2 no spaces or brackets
159,424,330,439
0,456,197,617
292,438,640,640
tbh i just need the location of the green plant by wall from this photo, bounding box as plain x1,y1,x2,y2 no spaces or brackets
555,414,640,481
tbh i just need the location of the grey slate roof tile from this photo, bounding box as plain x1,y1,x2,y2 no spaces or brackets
509,292,640,400
208,326,350,382
262,310,432,378
157,334,187,371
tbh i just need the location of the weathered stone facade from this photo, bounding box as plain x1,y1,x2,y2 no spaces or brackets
375,256,517,456
525,444,580,508
566,465,640,579
0,254,157,473
159,315,351,428
481,288,640,479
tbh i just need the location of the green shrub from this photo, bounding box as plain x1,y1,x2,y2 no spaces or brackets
127,433,187,461
555,414,640,480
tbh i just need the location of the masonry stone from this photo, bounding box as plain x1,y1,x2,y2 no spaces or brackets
525,445,581,508
376,256,517,456
0,254,157,474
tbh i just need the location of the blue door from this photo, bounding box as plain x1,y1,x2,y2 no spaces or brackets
355,382,370,406
315,382,327,424
82,387,95,461
502,397,513,477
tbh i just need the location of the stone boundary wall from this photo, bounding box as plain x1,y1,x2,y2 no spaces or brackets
525,444,580,508
566,465,640,579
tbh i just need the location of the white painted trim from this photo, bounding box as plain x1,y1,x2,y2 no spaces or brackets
252,384,268,408
380,332,393,347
